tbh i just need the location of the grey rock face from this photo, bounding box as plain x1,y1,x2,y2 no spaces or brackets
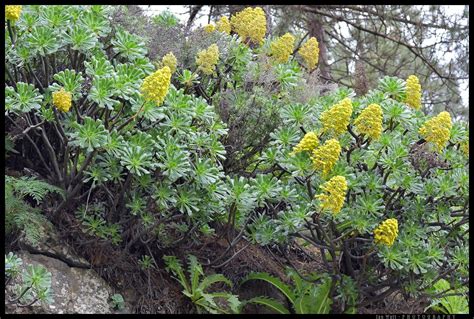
18,222,90,269
5,251,131,314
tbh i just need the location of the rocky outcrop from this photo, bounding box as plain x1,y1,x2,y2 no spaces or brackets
17,222,91,269
5,251,131,314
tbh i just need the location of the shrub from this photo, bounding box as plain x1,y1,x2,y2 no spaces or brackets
5,5,469,313
245,76,469,308
5,5,229,249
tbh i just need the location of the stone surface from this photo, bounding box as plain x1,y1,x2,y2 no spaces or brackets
5,251,131,314
18,222,90,269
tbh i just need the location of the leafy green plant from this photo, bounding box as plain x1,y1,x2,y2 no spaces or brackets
241,269,332,314
242,73,469,309
152,10,179,28
138,255,154,270
5,253,53,307
4,6,468,313
425,279,468,314
110,293,125,310
163,255,241,314
75,203,122,245
5,252,23,283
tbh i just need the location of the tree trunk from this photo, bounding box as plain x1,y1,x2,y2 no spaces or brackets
263,5,272,36
186,5,204,31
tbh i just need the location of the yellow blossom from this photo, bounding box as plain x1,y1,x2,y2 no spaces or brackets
216,16,231,34
320,98,353,136
298,37,319,71
162,52,177,74
460,140,469,157
140,66,171,106
418,111,452,152
354,103,383,140
196,44,219,76
5,5,22,21
405,75,422,110
52,88,72,112
230,6,266,45
269,33,295,63
290,132,319,156
374,218,399,247
311,139,341,176
204,24,215,33
315,176,347,214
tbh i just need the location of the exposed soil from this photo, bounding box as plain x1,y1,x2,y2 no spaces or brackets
359,292,431,314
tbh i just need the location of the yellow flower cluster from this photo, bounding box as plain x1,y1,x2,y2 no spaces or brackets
418,111,452,152
204,24,215,33
374,218,399,247
52,88,72,112
5,5,22,21
140,66,172,106
162,52,177,74
315,176,347,214
460,140,469,157
230,6,267,45
290,132,319,156
216,16,231,34
354,103,383,140
320,98,353,136
311,139,341,176
298,37,319,71
196,44,219,76
269,33,295,63
405,75,421,110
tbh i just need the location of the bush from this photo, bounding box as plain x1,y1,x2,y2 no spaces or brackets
5,5,469,313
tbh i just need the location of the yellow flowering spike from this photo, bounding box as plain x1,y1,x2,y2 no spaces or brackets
311,139,341,176
290,132,319,156
320,98,353,136
5,5,22,21
298,37,319,71
204,24,215,33
315,176,347,214
230,6,266,45
216,16,231,34
269,33,295,63
140,66,172,106
52,88,72,112
405,75,422,110
162,52,177,74
374,218,399,247
460,140,469,157
354,103,383,140
196,44,219,76
418,111,452,152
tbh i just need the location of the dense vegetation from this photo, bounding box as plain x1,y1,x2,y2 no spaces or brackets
4,5,469,314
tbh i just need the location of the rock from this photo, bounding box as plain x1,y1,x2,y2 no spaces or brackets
5,251,131,314
18,222,90,269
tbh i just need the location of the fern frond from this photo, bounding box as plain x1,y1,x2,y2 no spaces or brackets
5,179,51,245
6,176,64,204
